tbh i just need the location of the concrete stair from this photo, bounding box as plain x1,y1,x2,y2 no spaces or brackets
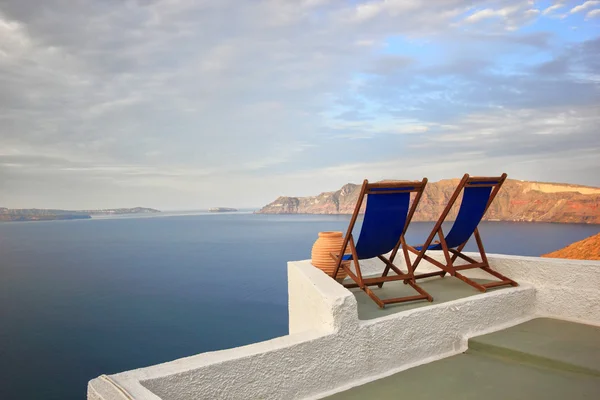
325,318,600,400
468,318,600,377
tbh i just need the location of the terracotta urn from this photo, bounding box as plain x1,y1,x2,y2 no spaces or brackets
311,231,350,281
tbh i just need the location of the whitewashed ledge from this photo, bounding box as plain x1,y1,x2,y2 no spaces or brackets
88,253,600,400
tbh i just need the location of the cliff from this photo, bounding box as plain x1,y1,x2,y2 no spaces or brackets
542,233,600,260
256,179,600,224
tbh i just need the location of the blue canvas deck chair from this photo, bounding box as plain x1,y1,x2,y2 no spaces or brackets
406,173,518,292
331,179,432,308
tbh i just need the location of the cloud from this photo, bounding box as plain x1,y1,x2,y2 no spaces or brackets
542,4,564,15
0,0,599,209
367,55,414,75
586,9,600,19
570,1,600,13
291,104,600,189
464,8,498,23
352,0,421,22
462,3,540,30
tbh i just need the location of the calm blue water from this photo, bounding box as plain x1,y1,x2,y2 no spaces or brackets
0,214,598,400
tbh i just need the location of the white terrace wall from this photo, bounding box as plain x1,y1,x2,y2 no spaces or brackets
357,252,600,326
88,254,600,400
454,254,600,326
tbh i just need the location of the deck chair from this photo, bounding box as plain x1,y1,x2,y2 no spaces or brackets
404,173,518,292
330,179,433,308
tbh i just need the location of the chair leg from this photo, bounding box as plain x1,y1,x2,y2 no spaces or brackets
481,267,518,287
339,238,434,308
454,271,487,292
345,275,432,308
473,229,518,289
378,262,392,289
411,251,454,280
376,254,407,289
407,280,433,302
344,264,433,308
406,235,517,292
363,286,385,308
340,246,385,307
410,270,446,281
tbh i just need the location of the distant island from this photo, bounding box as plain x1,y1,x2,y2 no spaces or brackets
256,178,600,224
208,207,238,212
0,207,160,222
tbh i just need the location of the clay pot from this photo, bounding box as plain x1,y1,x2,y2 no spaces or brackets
311,231,350,281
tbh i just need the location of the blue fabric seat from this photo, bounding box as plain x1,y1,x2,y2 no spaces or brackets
331,179,433,308
415,184,493,251
408,174,517,293
343,189,411,260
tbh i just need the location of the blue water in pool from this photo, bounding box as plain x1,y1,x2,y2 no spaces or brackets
0,213,598,399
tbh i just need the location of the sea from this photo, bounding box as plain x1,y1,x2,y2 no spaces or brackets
0,213,598,400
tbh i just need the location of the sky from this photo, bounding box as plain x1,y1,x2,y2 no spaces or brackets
0,0,599,210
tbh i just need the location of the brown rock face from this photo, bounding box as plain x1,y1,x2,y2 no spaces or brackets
542,233,600,260
256,179,600,224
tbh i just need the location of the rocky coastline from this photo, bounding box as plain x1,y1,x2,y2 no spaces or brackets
256,179,600,224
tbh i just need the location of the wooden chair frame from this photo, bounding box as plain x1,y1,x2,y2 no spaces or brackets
330,179,433,308
403,173,518,292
